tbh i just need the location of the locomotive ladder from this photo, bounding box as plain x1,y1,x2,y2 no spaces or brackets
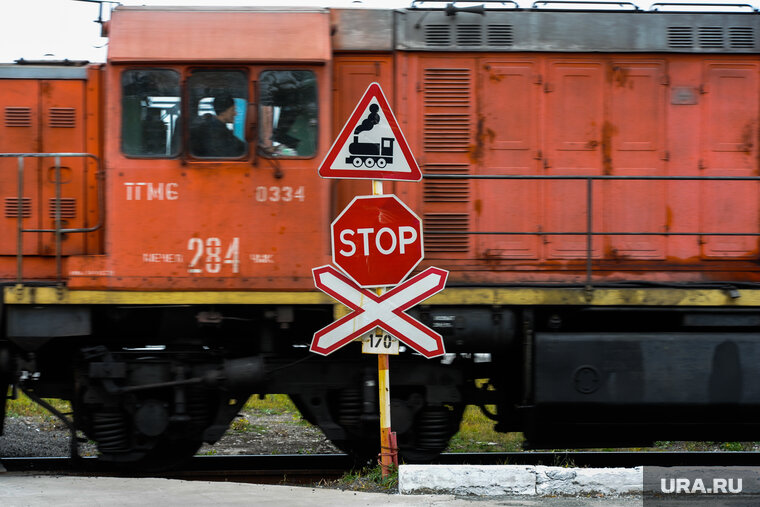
1,153,104,285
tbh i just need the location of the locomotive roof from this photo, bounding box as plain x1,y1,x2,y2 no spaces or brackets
106,5,760,57
108,6,331,63
0,63,89,80
396,8,760,53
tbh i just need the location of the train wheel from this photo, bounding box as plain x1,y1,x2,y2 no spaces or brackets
365,157,375,168
352,157,363,168
397,404,464,462
330,404,463,464
81,381,220,471
376,158,387,168
321,389,463,464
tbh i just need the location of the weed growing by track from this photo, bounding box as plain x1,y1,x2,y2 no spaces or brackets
6,391,70,421
447,405,525,452
328,464,398,492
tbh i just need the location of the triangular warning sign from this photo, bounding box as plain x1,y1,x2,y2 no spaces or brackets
318,82,421,181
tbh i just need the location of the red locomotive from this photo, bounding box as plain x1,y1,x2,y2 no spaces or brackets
2,1,760,467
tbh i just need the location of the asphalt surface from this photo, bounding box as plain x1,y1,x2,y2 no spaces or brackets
0,474,644,506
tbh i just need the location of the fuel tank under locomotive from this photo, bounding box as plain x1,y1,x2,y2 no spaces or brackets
515,306,760,448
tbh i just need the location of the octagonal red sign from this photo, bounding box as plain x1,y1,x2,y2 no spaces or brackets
331,194,423,288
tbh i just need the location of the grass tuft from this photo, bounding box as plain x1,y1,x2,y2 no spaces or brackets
446,405,524,452
335,464,398,491
243,394,298,415
6,391,71,421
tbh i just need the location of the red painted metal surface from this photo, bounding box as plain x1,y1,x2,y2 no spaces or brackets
108,9,330,64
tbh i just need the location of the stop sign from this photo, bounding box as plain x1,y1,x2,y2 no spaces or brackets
331,194,423,288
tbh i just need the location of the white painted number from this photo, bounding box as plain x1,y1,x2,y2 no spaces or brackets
188,237,240,274
224,237,240,273
255,186,305,203
205,237,221,273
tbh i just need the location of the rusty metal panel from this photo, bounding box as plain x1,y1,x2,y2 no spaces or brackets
0,80,40,256
544,60,604,260
478,59,540,260
39,80,88,257
700,62,759,259
606,61,668,260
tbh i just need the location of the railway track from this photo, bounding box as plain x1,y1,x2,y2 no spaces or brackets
5,451,760,484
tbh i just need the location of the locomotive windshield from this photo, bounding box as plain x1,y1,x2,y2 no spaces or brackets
121,69,181,157
188,70,248,159
259,70,318,157
121,69,317,159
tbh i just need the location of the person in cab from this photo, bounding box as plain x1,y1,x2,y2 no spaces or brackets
190,93,245,158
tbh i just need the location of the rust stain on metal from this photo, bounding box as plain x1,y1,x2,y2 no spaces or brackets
474,199,483,216
740,121,755,154
468,116,486,164
486,65,503,83
601,122,617,175
665,206,673,233
608,65,632,88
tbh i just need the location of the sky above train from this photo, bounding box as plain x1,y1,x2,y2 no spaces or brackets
0,0,757,63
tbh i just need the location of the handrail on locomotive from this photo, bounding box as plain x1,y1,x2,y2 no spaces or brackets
424,172,760,288
5,154,760,290
0,152,104,285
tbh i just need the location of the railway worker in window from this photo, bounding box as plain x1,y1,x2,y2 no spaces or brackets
258,71,317,157
190,93,246,158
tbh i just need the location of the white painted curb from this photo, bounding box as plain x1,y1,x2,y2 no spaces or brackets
398,464,643,496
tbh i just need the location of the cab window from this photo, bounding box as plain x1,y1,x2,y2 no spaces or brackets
188,70,248,159
121,69,181,157
259,70,317,157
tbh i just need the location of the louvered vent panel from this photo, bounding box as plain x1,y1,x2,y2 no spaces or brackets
730,27,754,48
49,107,76,128
49,198,76,219
423,69,472,152
425,25,451,46
423,69,471,106
457,24,482,46
488,24,514,46
4,197,31,218
668,27,693,48
424,213,469,252
699,26,724,48
5,107,32,127
424,164,469,203
424,115,471,152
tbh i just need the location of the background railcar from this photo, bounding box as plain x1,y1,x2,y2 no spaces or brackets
2,2,760,467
